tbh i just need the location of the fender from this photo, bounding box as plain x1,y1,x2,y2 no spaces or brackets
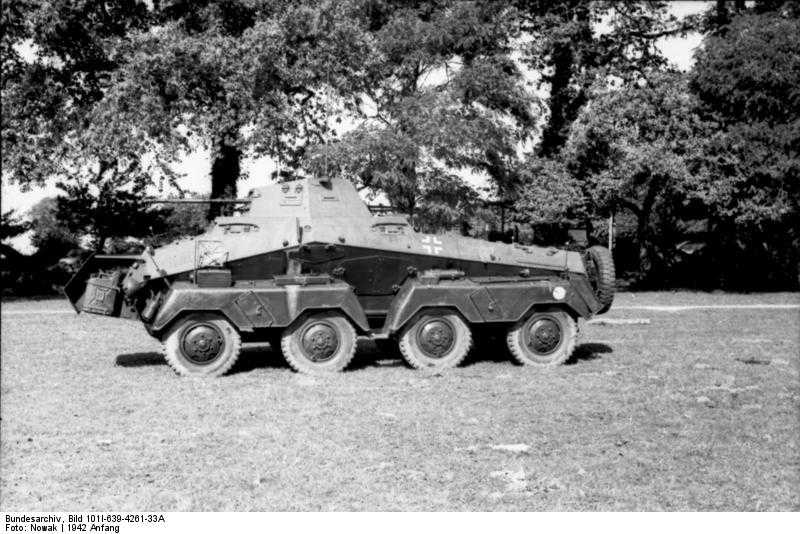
150,281,369,335
383,275,597,334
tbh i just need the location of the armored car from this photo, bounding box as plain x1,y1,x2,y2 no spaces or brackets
65,177,615,376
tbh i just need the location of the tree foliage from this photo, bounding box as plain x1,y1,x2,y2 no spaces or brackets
1,1,360,222
304,0,536,228
690,9,800,288
517,73,709,281
97,0,366,218
516,1,700,156
1,0,156,188
1,0,170,255
28,197,80,261
0,210,28,241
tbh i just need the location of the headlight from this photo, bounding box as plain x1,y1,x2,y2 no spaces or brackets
552,286,566,300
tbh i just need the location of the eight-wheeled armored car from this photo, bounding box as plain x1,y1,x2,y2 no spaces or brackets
65,177,615,376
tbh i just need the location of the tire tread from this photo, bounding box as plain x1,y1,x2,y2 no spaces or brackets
162,313,241,377
398,311,472,370
280,312,357,375
506,309,577,367
587,245,615,314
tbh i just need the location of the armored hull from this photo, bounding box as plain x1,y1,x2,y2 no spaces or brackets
65,177,615,376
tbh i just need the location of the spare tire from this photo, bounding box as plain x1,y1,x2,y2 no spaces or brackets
584,246,615,314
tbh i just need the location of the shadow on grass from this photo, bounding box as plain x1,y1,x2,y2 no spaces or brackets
347,340,406,372
116,341,613,373
115,344,290,375
115,352,165,367
565,342,613,365
228,345,289,375
462,332,514,367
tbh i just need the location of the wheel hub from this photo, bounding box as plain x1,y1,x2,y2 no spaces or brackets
181,323,225,364
417,318,455,358
301,322,340,362
526,317,562,355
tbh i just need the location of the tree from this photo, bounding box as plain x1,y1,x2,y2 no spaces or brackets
521,73,709,282
142,196,211,249
690,9,800,288
304,0,536,229
1,0,157,188
98,0,362,219
0,210,28,242
2,1,354,228
1,1,171,253
27,197,80,262
515,1,700,157
511,1,703,250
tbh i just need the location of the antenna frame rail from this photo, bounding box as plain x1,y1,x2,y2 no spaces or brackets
144,199,253,204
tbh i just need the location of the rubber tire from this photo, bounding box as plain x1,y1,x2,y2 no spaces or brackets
399,309,472,370
585,245,615,314
280,311,357,375
506,307,577,367
162,313,242,377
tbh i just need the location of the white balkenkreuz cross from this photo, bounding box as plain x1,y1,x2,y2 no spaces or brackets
421,235,443,255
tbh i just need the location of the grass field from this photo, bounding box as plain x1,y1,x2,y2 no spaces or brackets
1,292,798,511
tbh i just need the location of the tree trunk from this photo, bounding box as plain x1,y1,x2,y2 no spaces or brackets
635,214,651,282
94,235,107,254
540,41,574,157
633,178,662,283
539,6,591,157
584,216,594,245
208,136,241,221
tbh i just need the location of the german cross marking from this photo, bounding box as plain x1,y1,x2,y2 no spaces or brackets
421,235,443,255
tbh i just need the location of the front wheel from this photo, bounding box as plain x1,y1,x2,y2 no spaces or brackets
162,313,242,377
506,307,577,367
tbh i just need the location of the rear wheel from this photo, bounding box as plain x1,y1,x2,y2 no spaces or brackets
506,307,577,367
162,313,241,377
398,309,472,370
280,311,357,375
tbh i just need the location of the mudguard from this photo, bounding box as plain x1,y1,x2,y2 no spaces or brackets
150,281,369,335
383,275,599,334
